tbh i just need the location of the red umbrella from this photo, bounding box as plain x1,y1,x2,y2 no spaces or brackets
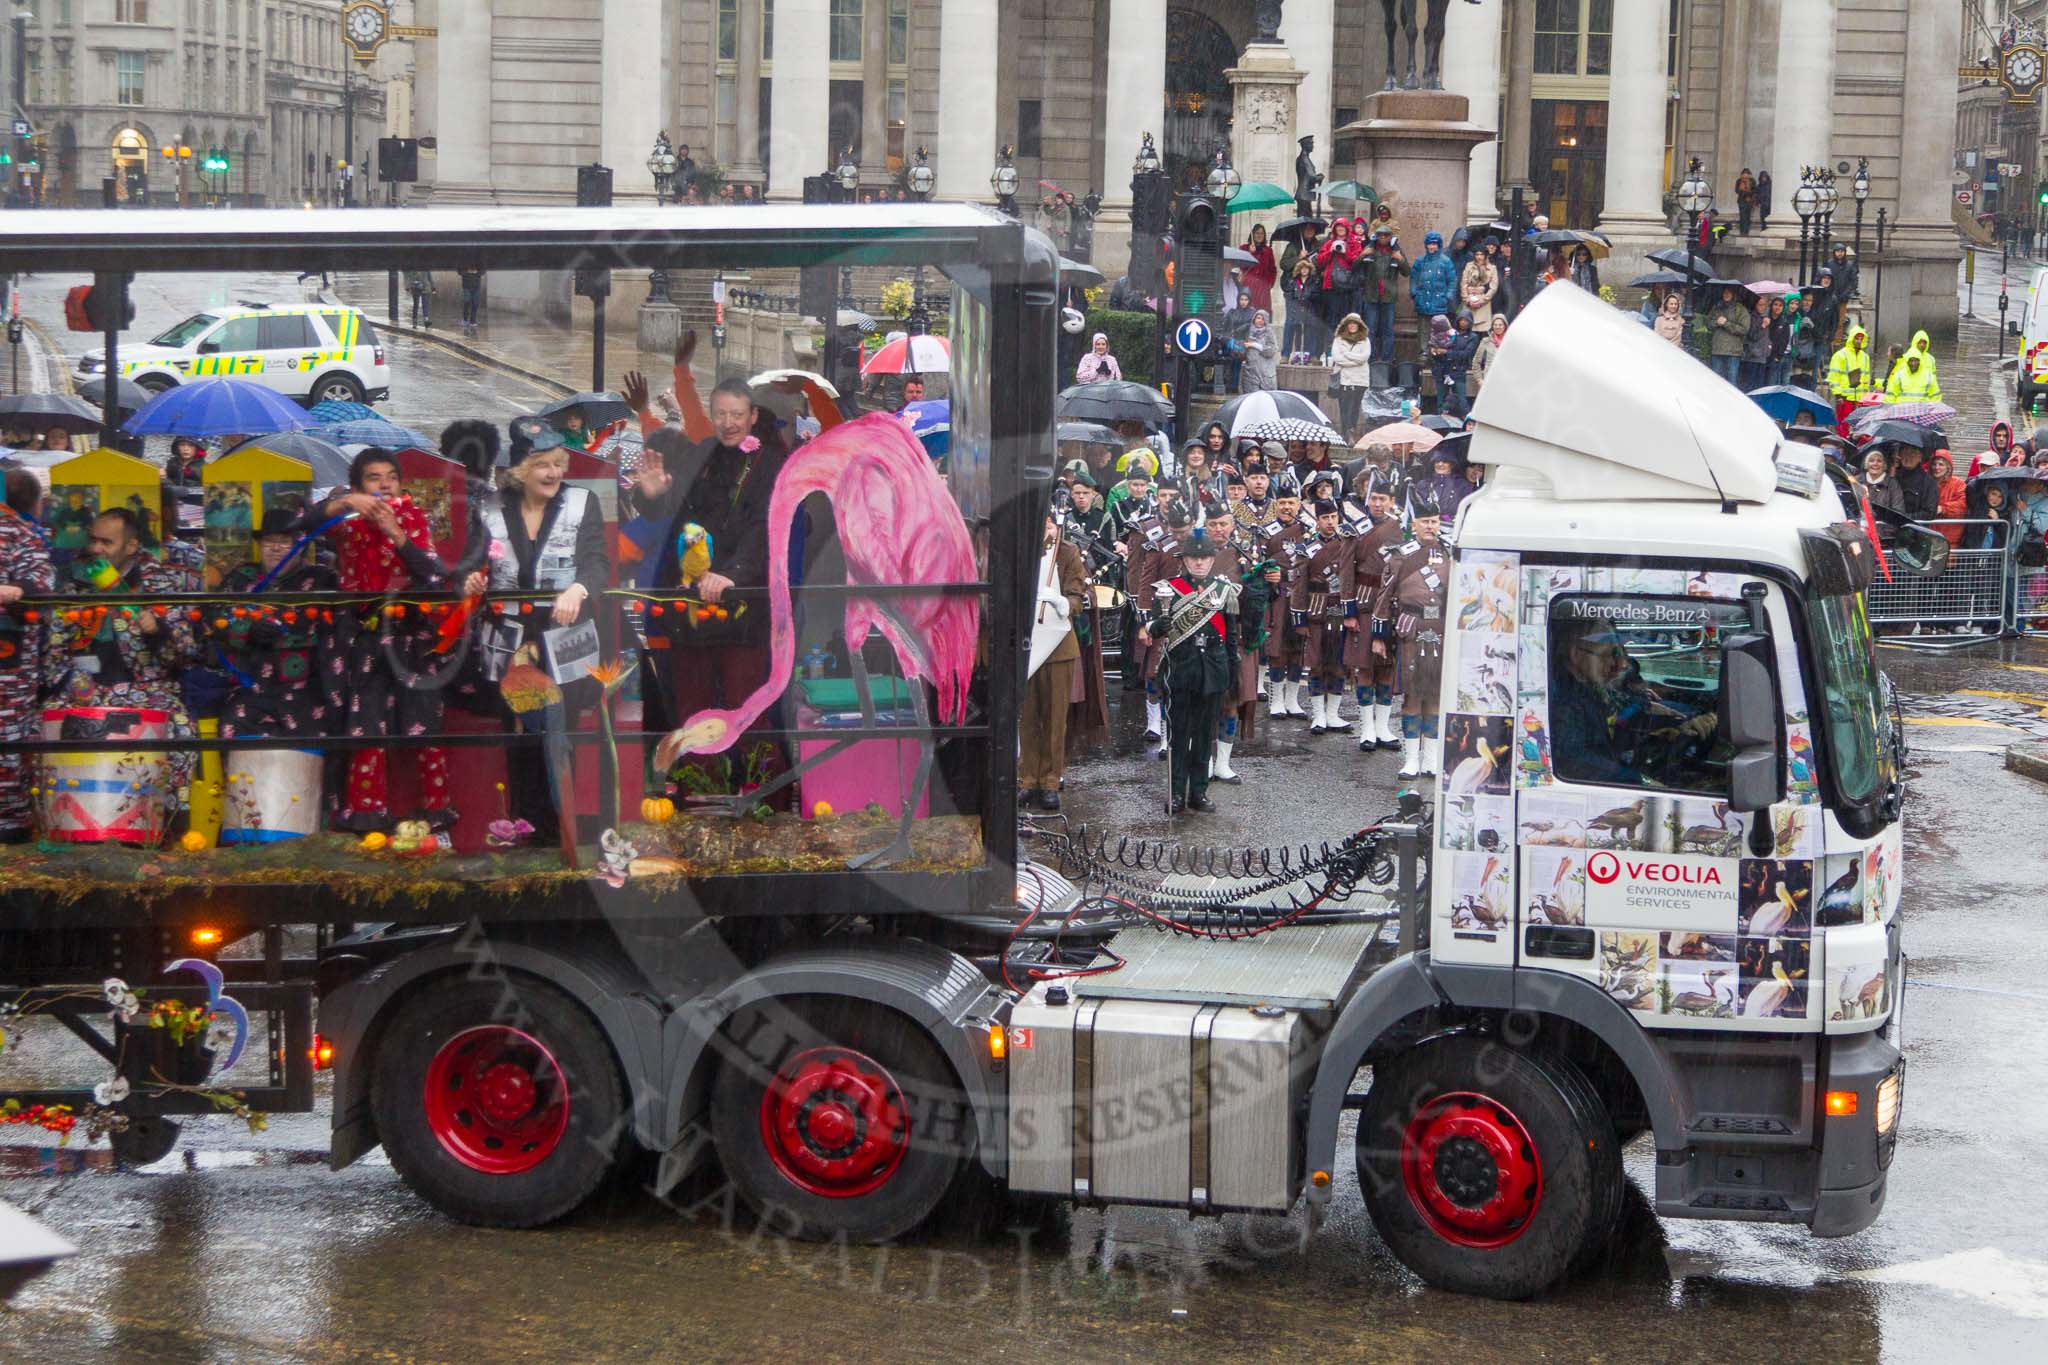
860,334,952,376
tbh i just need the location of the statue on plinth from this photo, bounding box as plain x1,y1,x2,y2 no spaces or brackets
1294,136,1322,218
1254,0,1284,43
1379,0,1479,92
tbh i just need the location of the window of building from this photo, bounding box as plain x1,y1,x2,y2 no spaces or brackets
829,0,861,64
718,0,737,61
226,61,237,111
887,76,905,169
763,0,773,62
116,51,146,106
1017,99,1043,159
115,0,147,23
1535,0,1613,79
1547,594,1750,794
889,0,907,65
25,50,39,104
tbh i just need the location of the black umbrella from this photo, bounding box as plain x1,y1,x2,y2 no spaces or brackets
224,431,355,486
535,391,634,429
1270,216,1327,244
74,374,152,415
1056,381,1173,427
1702,277,1756,296
1057,420,1121,445
1867,421,1939,451
0,392,106,435
1628,270,1692,289
1970,466,2047,490
1647,247,1714,277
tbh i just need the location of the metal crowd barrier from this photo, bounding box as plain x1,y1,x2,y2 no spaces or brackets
1865,518,2014,649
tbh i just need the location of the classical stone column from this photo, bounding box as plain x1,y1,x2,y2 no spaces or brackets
1770,0,1835,215
860,0,890,185
1441,0,1502,216
936,0,998,200
1092,0,1167,280
1895,0,1964,334
601,0,668,201
1226,43,1306,233
768,0,830,200
1498,0,1534,199
430,0,491,202
1277,0,1333,195
1598,0,1669,236
730,0,765,184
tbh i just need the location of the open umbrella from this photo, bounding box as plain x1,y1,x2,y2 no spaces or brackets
1058,257,1106,288
125,377,311,438
861,333,952,376
1224,181,1295,213
308,416,437,450
1701,277,1756,297
1269,216,1326,244
1866,420,1940,451
1419,414,1467,434
1222,245,1260,266
1056,380,1173,427
835,308,878,334
1646,247,1714,277
1057,420,1121,446
225,432,354,487
1531,228,1611,259
306,399,380,424
1212,389,1333,438
1970,467,2047,491
1628,270,1693,289
535,391,633,430
73,374,151,416
1748,385,1835,427
1744,279,1799,298
1324,180,1375,207
1357,420,1442,452
1848,401,1956,433
1240,417,1345,446
0,392,106,436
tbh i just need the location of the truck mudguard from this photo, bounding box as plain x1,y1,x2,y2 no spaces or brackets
659,940,1011,1181
1302,953,1690,1208
322,930,669,1168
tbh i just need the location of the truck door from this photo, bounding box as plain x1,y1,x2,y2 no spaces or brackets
1506,571,1824,1032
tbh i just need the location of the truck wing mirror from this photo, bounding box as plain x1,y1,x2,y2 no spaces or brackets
1719,631,1783,814
1889,523,1951,577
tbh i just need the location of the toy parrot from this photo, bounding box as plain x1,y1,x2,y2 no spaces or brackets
678,522,713,590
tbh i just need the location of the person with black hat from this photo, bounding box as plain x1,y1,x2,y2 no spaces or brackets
1124,497,1188,753
1256,473,1311,717
1346,474,1406,751
1139,526,1241,814
1199,498,1266,782
1294,498,1356,733
1371,491,1449,777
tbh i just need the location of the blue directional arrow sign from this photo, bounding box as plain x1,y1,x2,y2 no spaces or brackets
1174,317,1213,356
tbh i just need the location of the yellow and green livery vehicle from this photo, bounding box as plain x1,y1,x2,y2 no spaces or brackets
78,302,390,406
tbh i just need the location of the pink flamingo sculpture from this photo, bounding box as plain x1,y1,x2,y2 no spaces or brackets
654,413,979,867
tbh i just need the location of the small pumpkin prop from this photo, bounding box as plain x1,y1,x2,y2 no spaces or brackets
359,831,389,852
641,796,676,825
179,830,210,853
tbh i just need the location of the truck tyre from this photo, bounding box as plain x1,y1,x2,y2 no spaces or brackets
1356,1035,1623,1299
710,999,973,1244
370,976,625,1228
308,372,365,405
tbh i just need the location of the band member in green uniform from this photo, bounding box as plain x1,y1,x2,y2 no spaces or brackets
1139,528,1241,814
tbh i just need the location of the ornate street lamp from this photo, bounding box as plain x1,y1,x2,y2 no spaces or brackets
1205,142,1242,202
1676,157,1712,322
1133,132,1161,178
1852,157,1870,260
834,146,859,201
647,131,678,206
990,144,1019,217
1792,167,1822,286
906,145,935,199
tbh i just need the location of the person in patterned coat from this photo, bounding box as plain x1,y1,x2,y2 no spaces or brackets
0,475,54,840
216,514,340,741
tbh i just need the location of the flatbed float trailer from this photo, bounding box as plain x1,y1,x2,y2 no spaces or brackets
0,213,1907,1299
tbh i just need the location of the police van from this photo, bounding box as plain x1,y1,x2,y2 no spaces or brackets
77,302,389,406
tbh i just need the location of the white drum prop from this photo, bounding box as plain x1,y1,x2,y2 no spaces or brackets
220,749,324,845
38,707,171,846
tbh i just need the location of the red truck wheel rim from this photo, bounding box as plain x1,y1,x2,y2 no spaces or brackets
1400,1091,1543,1249
422,1026,569,1175
758,1046,910,1198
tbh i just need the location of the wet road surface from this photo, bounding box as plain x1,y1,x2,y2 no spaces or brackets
4,639,2047,1363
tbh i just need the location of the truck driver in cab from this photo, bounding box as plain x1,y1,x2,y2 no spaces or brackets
1550,613,1722,790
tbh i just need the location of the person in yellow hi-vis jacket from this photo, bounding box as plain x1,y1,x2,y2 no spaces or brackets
1885,349,1942,402
1826,325,1873,400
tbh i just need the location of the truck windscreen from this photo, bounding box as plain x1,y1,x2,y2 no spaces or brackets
1805,589,1891,810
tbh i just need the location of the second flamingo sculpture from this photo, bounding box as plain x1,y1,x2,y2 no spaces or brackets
653,413,980,868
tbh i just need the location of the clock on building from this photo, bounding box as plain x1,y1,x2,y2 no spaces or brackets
2002,43,2046,105
344,2,389,62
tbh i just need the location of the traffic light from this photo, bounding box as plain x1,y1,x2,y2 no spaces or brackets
377,137,419,183
1172,190,1224,334
2036,179,2047,207
1128,166,1173,297
576,162,614,208
66,280,135,333
799,175,837,324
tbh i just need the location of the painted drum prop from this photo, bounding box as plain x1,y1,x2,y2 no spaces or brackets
37,706,172,846
220,748,324,844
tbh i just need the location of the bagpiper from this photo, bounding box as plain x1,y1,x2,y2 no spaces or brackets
1293,498,1357,733
1140,527,1241,814
1125,499,1189,757
1370,491,1449,777
1197,498,1268,783
1346,474,1406,751
1256,472,1310,717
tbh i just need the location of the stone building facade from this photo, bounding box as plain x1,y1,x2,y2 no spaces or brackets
18,0,381,208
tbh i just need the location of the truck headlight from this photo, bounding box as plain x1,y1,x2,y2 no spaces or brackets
1876,1070,1902,1136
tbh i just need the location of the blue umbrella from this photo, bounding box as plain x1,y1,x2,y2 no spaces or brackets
308,417,436,450
901,398,950,459
124,378,311,438
1747,384,1835,427
307,399,380,424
